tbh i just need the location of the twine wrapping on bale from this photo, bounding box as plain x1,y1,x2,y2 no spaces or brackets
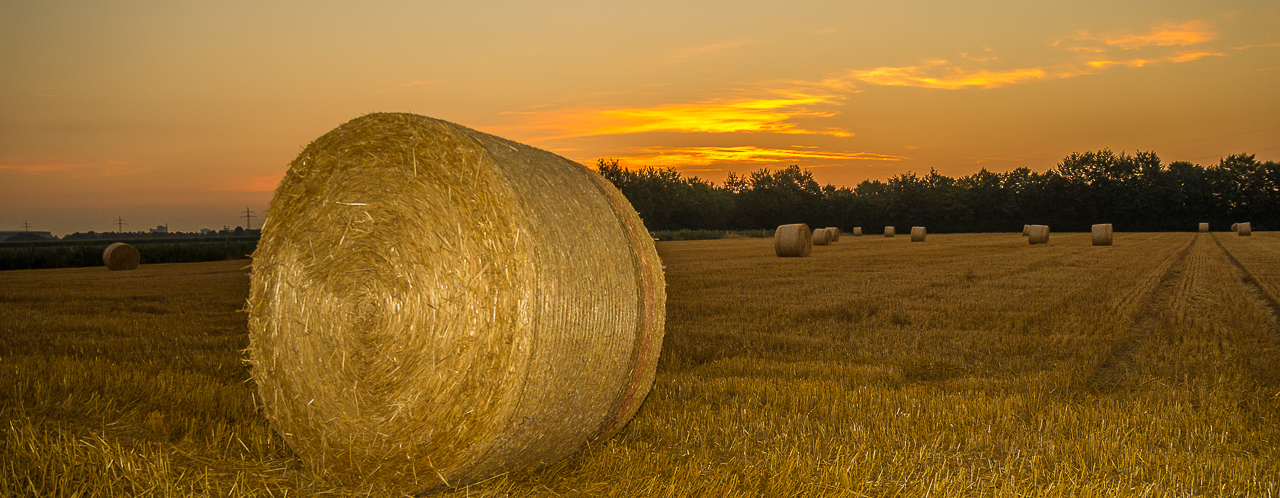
1238,222,1252,236
1092,223,1113,246
1199,223,1209,233
852,227,863,236
910,226,926,242
1022,224,1031,236
775,223,813,257
884,226,895,237
246,113,666,494
812,228,832,246
102,242,140,271
825,227,841,242
1028,225,1050,245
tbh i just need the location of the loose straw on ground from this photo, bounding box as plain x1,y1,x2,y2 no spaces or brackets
102,242,140,271
910,226,926,242
246,113,666,494
1092,223,1113,246
1028,225,1050,245
775,224,813,257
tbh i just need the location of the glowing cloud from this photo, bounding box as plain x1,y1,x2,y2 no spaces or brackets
846,62,1047,89
609,145,906,169
493,91,852,140
1073,21,1218,50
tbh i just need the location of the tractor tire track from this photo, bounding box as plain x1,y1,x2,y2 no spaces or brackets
1209,233,1280,331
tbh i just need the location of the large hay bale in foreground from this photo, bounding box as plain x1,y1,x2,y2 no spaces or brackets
1028,225,1050,245
1092,223,1113,246
1238,222,1252,236
246,113,666,493
775,223,813,257
812,227,832,246
910,226,926,242
852,227,863,236
102,242,140,271
884,226,895,237
825,227,841,242
1198,222,1209,232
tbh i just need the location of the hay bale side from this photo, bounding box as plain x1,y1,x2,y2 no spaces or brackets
812,227,832,246
825,227,841,242
1022,224,1030,236
1091,223,1113,246
1239,222,1252,236
1028,225,1050,245
246,113,666,493
852,227,863,236
102,242,140,271
1198,222,1209,232
910,226,926,242
1232,223,1239,232
775,223,813,257
884,226,895,237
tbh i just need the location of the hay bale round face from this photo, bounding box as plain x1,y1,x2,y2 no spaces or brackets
102,242,140,270
246,113,665,493
1092,224,1113,246
1028,225,1050,245
910,226,926,242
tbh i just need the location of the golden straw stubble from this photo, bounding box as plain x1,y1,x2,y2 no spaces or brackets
246,113,665,494
775,223,813,257
102,242,140,271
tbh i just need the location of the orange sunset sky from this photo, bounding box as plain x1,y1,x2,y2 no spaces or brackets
3,1,1279,235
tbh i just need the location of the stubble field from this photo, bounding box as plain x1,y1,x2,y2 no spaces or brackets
2,232,1278,496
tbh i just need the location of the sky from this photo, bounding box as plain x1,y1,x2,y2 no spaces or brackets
2,1,1278,236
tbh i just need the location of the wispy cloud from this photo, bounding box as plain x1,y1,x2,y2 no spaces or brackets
1069,21,1218,50
845,61,1047,90
492,89,852,140
1232,42,1280,50
666,39,752,61
0,159,144,177
609,145,907,169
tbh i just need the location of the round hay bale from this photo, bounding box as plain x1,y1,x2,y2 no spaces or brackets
775,223,813,257
102,242,140,271
884,226,895,237
1091,223,1113,246
1198,222,1209,233
1022,224,1031,236
1238,222,1252,236
812,227,833,246
1028,225,1050,245
824,227,841,242
852,227,863,236
246,113,666,493
910,226,926,242
1232,223,1239,233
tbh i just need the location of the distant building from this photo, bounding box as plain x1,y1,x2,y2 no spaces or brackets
150,225,169,234
0,231,56,242
201,228,214,235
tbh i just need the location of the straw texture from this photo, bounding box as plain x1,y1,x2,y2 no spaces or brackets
884,226,895,237
1028,225,1050,245
1198,223,1209,233
812,228,832,246
1091,224,1113,246
246,113,666,494
1022,224,1031,236
1238,222,1252,236
824,227,841,242
910,226,926,242
102,242,140,271
775,224,813,257
852,227,863,236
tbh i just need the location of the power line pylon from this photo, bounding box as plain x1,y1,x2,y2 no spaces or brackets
115,216,126,233
242,207,256,230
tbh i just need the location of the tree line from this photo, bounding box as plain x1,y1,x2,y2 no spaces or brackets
595,150,1279,233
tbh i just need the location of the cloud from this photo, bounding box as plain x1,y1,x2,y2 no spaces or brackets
608,145,907,169
666,39,752,61
845,62,1047,90
1232,42,1280,50
0,159,144,177
490,90,853,140
226,173,285,192
1070,21,1218,50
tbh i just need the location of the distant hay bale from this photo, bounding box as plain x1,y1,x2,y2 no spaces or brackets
910,226,926,242
1022,224,1030,236
884,226,895,237
1232,223,1239,232
1238,222,1252,236
1198,222,1209,232
1028,225,1050,245
852,227,863,236
775,223,813,257
102,242,140,271
1091,223,1113,246
246,113,666,493
825,227,841,242
812,227,832,246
